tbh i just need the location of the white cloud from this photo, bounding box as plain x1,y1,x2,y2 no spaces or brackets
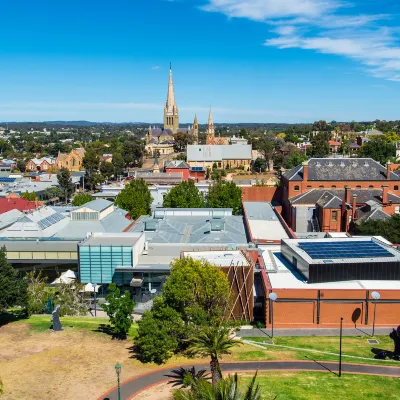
201,0,400,81
151,66,160,70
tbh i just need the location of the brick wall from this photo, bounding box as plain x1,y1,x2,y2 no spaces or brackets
265,288,400,328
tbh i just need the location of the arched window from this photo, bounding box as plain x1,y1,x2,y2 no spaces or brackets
369,185,374,189
307,185,312,189
294,185,300,191
356,185,361,189
331,185,336,189
319,185,324,189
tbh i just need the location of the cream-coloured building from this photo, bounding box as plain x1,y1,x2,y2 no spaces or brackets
56,148,85,171
187,144,252,171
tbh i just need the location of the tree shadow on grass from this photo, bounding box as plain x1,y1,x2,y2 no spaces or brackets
371,348,400,361
93,324,129,340
0,309,28,328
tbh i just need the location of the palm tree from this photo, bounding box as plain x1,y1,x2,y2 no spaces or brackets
166,366,210,388
187,325,241,386
172,372,262,400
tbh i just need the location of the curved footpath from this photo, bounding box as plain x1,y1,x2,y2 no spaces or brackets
99,361,400,400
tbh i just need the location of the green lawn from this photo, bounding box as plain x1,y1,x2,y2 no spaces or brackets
234,335,400,366
241,372,400,400
1,312,138,339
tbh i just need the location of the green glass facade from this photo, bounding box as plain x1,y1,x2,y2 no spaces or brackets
79,245,133,284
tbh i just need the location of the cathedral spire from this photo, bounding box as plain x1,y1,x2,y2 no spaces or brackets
166,65,176,111
208,108,213,126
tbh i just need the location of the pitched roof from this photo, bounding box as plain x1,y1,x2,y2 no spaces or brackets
164,160,189,169
283,158,400,181
0,198,40,214
187,145,252,161
355,208,390,225
75,199,113,212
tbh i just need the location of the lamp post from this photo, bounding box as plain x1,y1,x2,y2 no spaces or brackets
93,282,97,318
115,362,121,400
371,291,380,337
339,317,343,377
269,292,278,339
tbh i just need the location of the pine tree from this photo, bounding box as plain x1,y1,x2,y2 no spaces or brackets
0,246,28,311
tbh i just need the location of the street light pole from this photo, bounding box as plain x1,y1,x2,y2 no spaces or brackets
371,291,380,337
93,282,97,318
269,292,278,339
339,317,343,377
115,363,121,400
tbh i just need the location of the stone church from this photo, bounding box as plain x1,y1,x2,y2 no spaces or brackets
146,67,198,155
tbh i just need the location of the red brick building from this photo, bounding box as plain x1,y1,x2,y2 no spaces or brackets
164,160,206,182
282,158,400,233
0,198,40,214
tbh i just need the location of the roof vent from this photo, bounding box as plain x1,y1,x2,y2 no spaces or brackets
364,161,369,167
340,161,345,167
316,162,321,167
210,218,225,231
328,161,333,167
352,161,358,167
144,220,158,231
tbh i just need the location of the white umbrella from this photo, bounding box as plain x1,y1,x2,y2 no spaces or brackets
84,282,101,293
51,270,77,285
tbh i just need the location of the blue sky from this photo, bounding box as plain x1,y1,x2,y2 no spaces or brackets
1,0,400,123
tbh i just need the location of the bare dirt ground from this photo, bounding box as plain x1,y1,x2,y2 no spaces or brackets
0,323,153,400
134,382,174,399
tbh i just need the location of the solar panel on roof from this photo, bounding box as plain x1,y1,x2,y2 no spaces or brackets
298,241,394,259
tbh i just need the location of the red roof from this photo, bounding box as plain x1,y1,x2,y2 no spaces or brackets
329,140,341,146
0,198,39,214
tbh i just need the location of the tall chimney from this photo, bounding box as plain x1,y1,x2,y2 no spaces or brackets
345,186,351,204
352,194,357,220
382,185,389,205
302,160,309,183
387,160,392,180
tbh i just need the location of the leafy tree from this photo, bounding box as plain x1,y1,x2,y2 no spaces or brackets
16,159,26,172
57,167,74,202
83,147,100,176
384,132,399,143
84,171,104,190
21,190,36,201
256,135,276,163
100,160,115,181
136,297,185,363
187,324,241,386
174,131,194,152
112,151,125,177
102,283,135,339
207,181,242,215
359,138,395,164
0,246,28,311
173,372,261,400
253,158,266,172
312,120,328,132
163,257,231,326
163,181,205,208
355,214,400,244
310,132,330,158
54,282,89,316
72,193,93,206
115,178,152,219
43,187,62,201
122,140,144,168
285,152,308,169
173,153,187,162
27,270,52,315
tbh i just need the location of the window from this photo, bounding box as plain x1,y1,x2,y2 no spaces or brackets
332,211,338,222
294,185,300,191
331,185,336,188
369,185,374,189
395,186,399,190
307,185,312,189
319,185,324,189
356,185,361,189
396,206,400,214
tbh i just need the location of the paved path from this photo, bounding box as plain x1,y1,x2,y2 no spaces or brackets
237,326,394,337
98,361,400,400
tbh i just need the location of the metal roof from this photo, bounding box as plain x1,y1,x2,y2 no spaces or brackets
187,145,252,161
76,199,113,212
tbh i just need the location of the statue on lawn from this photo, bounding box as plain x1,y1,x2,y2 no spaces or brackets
51,305,63,332
389,325,400,358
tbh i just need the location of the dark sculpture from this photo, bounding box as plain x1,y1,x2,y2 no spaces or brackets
389,325,400,358
51,305,63,331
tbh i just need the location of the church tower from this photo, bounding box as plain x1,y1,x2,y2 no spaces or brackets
193,114,199,144
206,108,215,145
164,65,179,133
